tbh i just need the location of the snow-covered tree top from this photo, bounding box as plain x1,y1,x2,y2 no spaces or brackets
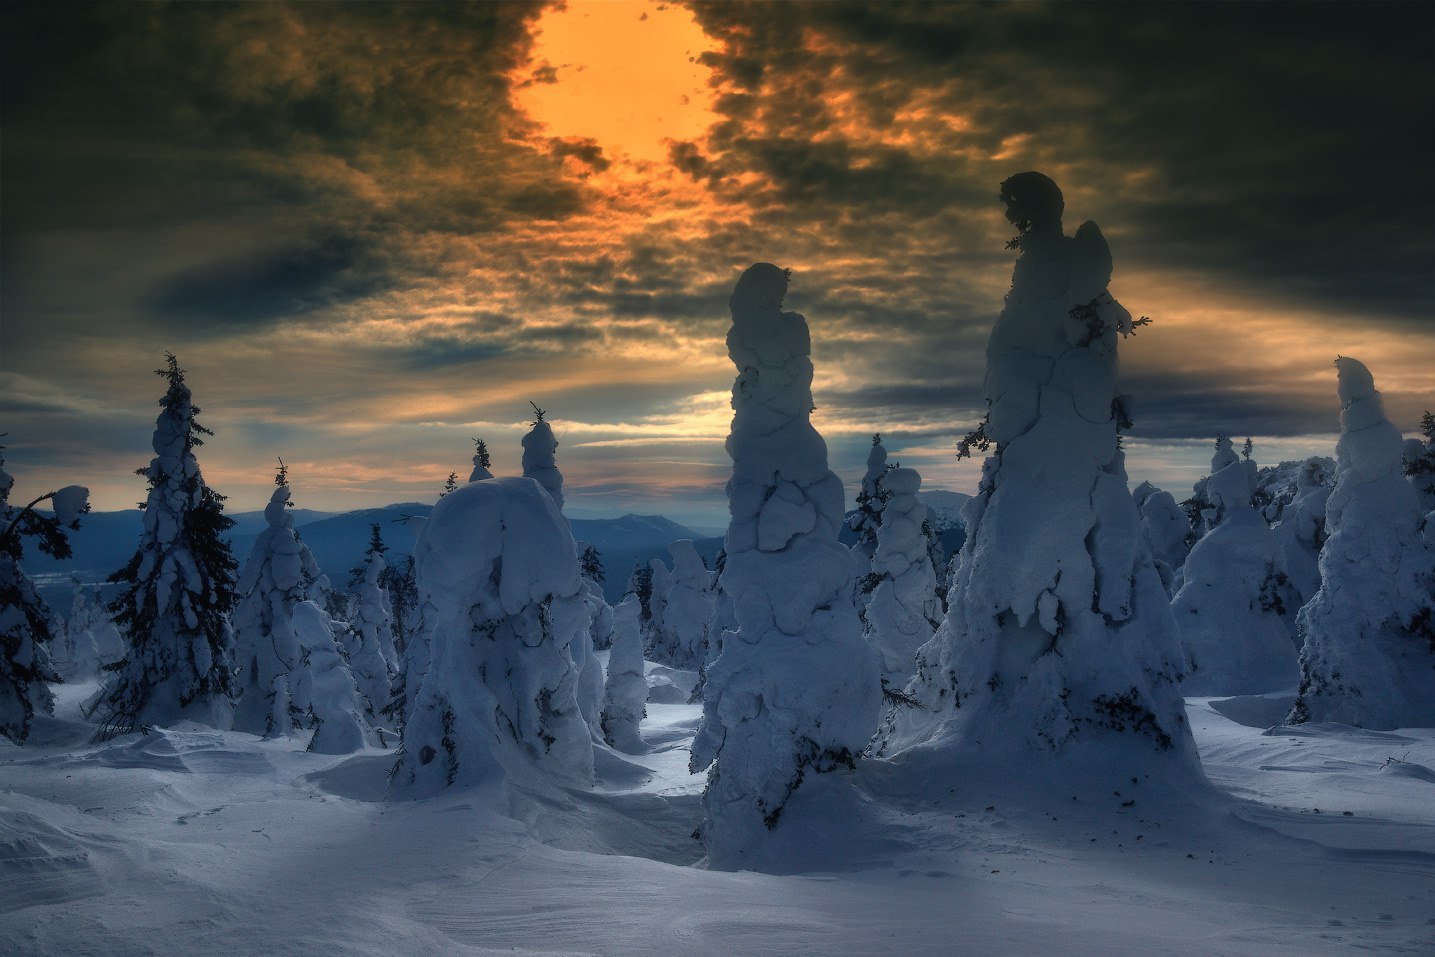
470,437,494,483
999,171,1064,229
521,416,563,511
1211,435,1239,474
417,476,579,619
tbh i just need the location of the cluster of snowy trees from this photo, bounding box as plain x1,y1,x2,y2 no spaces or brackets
3,174,1431,873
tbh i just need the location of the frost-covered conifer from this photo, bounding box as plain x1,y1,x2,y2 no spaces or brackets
601,594,646,753
1403,411,1435,514
1,451,88,742
521,404,563,512
1132,481,1189,594
864,468,940,686
691,263,881,862
348,537,398,721
578,543,613,650
469,437,494,483
391,477,594,796
290,600,371,754
1270,458,1332,629
93,355,238,735
232,462,324,736
646,541,713,671
1172,442,1298,694
887,174,1197,775
1289,358,1435,728
849,434,891,562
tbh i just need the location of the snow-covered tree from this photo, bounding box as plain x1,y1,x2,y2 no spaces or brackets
93,355,238,736
691,263,882,864
864,468,940,687
1289,358,1435,729
52,581,122,681
1172,441,1298,695
469,437,494,483
1270,458,1333,631
885,174,1197,779
1132,481,1189,594
521,403,563,512
601,594,646,753
646,540,713,671
1,451,88,743
391,476,595,796
518,404,603,733
290,600,371,754
347,535,398,724
1403,411,1435,514
232,462,324,736
849,434,892,562
578,542,613,651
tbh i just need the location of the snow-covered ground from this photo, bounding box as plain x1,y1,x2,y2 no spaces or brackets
3,676,1433,956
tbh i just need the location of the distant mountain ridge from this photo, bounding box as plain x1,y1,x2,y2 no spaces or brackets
26,491,971,606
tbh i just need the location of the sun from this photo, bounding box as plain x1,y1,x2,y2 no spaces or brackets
513,0,720,164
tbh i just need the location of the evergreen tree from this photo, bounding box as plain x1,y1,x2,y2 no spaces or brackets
1,447,89,743
231,460,326,736
692,264,881,865
441,472,458,497
1403,410,1435,514
92,354,238,736
1290,359,1435,728
469,437,494,483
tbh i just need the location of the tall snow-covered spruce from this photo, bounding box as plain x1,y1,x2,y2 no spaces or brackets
1289,358,1435,729
390,476,595,797
691,263,882,866
93,355,239,736
885,174,1198,782
231,461,325,736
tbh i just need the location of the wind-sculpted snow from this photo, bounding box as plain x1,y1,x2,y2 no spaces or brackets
1173,443,1298,695
1290,358,1435,729
692,263,881,867
886,174,1198,782
391,476,594,797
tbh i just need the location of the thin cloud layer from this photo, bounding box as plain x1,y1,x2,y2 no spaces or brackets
1,0,1430,522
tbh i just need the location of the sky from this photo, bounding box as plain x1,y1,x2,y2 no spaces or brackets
2,0,1432,528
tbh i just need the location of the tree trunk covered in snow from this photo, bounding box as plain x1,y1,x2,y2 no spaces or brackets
692,263,881,865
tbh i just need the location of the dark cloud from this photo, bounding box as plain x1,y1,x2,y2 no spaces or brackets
149,234,397,328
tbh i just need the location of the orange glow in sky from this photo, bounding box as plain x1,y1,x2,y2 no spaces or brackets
514,0,719,164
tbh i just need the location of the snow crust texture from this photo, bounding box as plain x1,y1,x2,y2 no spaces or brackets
891,174,1198,780
693,263,881,866
1290,358,1435,729
392,476,594,797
